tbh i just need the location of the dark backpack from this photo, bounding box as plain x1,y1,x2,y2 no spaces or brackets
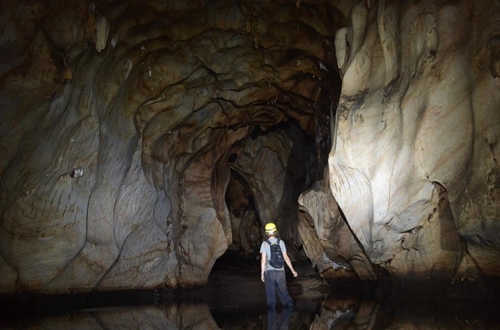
266,239,284,268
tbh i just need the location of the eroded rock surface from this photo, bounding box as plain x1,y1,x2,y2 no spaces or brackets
298,168,376,283
325,0,500,290
0,0,336,293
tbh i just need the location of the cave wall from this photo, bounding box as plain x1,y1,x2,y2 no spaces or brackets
298,168,376,282
324,0,500,290
0,0,336,293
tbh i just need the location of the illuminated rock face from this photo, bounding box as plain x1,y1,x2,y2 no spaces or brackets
0,0,336,293
298,170,376,282
328,0,500,287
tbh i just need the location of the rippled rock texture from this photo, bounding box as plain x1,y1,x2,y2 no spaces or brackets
323,0,500,292
0,0,337,293
1,0,499,295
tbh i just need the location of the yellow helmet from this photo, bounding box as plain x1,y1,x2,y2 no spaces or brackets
265,223,277,234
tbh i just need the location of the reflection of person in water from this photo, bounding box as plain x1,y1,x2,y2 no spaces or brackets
267,306,293,330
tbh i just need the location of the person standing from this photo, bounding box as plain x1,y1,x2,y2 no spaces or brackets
260,222,298,309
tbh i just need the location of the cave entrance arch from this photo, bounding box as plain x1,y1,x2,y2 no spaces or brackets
211,168,262,272
211,119,329,273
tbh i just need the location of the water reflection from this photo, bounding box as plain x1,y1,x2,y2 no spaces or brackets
1,269,500,330
267,307,293,330
1,292,499,329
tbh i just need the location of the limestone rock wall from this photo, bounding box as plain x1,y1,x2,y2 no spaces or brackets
298,168,376,282
328,0,500,288
0,0,336,293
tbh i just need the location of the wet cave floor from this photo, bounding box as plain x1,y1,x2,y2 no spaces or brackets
1,256,500,329
191,255,342,327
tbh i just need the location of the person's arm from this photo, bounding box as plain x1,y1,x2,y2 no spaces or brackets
283,251,298,277
260,252,267,282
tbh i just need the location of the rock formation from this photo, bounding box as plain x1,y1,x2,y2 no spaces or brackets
0,0,499,297
322,0,500,296
0,0,337,293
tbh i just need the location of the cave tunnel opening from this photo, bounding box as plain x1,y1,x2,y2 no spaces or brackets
211,168,262,272
212,117,330,275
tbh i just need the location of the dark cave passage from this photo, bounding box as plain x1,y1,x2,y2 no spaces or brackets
224,169,262,256
213,118,329,275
